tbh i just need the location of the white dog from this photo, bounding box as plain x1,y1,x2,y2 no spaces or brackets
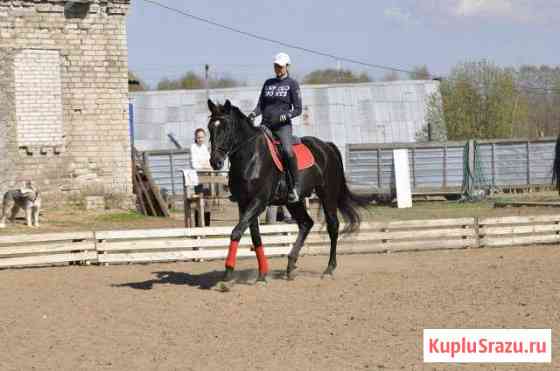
0,186,41,228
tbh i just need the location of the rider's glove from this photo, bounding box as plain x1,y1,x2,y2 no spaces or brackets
248,112,259,127
248,112,256,121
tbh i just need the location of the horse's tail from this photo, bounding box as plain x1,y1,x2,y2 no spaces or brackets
553,135,560,195
327,142,376,233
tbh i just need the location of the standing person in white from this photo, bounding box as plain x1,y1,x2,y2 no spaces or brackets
190,128,211,171
190,128,212,226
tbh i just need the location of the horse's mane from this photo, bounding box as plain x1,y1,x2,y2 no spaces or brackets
228,104,258,133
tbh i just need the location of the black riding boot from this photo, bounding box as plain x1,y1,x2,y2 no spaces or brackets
286,155,300,203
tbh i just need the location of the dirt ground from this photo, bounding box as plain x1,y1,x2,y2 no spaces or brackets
0,245,558,370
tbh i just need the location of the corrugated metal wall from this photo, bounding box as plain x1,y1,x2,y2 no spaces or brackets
346,138,556,192
129,80,441,163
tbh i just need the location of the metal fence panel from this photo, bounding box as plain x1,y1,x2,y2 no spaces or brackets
347,142,467,192
347,138,556,193
493,143,528,186
445,145,465,188
143,150,191,196
530,141,556,185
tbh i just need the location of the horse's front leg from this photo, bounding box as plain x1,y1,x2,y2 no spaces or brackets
249,218,268,282
223,198,268,282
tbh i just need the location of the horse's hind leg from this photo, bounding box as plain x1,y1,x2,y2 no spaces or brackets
285,201,314,280
318,192,339,276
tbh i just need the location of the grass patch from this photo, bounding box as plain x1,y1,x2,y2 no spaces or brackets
363,200,500,221
94,211,148,223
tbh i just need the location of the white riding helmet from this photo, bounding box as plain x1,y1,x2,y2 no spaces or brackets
273,52,291,67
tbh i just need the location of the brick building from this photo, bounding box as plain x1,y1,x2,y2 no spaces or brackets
0,0,132,204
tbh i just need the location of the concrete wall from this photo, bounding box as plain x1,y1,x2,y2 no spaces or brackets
0,0,132,201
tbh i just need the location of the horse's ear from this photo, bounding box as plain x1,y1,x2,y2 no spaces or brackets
224,99,232,113
208,99,217,114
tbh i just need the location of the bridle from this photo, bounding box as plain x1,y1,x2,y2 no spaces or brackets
210,115,261,159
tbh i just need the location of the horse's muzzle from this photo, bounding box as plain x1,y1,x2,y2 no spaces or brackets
210,154,224,170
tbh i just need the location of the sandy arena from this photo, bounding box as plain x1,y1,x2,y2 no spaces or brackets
0,244,558,370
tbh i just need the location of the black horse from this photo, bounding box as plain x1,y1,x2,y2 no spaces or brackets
207,99,374,282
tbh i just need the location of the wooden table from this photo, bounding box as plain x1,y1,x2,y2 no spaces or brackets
182,170,228,228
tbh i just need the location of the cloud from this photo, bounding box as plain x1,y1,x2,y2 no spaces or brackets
453,0,513,17
419,0,560,24
384,7,418,26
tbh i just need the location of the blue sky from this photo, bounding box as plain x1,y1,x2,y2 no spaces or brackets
127,0,559,88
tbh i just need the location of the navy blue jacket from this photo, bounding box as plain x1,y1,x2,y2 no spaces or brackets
252,75,302,129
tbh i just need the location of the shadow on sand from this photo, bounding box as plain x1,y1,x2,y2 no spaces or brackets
112,268,294,291
112,267,325,291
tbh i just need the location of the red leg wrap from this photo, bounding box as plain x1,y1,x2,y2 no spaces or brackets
254,245,269,274
225,240,239,269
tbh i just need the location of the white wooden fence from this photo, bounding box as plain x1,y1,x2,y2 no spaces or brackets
0,214,559,269
0,232,96,268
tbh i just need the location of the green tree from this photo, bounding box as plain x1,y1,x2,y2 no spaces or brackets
428,60,528,140
209,74,246,89
156,77,182,91
416,92,447,142
408,65,431,80
381,71,400,82
156,71,244,90
516,65,560,137
128,71,148,92
179,71,205,89
303,69,371,84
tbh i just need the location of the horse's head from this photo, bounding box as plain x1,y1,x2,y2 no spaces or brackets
207,99,236,170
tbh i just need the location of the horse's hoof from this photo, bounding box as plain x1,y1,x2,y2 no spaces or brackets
322,267,336,279
222,267,234,282
255,274,268,286
216,281,234,292
287,257,298,280
286,271,296,281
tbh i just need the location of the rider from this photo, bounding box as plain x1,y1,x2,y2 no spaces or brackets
248,52,302,203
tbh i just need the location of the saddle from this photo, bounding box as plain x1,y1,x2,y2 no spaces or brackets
262,128,315,172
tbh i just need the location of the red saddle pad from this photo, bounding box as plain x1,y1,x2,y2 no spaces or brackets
264,136,315,172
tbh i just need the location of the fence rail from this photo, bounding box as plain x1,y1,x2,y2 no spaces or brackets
1,214,559,269
0,232,97,268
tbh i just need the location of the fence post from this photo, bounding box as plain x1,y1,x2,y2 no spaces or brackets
376,148,381,189
491,143,496,187
443,145,447,188
169,152,176,196
473,216,481,248
526,141,531,191
411,148,416,191
468,140,475,180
